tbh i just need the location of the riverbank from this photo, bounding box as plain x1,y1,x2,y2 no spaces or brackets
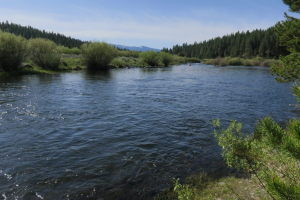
110,55,200,68
155,172,269,200
0,57,85,78
203,57,278,67
0,55,200,78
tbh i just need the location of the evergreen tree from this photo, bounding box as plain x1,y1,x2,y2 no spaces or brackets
0,21,84,48
166,28,287,59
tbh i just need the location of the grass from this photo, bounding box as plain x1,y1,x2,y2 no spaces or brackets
110,56,146,68
0,56,85,78
60,56,85,70
203,57,278,67
155,173,269,200
0,65,56,78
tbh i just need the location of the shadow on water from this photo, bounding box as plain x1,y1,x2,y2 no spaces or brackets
36,74,63,85
0,74,24,84
84,69,112,81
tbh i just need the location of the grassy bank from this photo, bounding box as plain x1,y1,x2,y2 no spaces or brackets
110,54,200,68
156,173,269,200
203,57,278,67
0,31,198,77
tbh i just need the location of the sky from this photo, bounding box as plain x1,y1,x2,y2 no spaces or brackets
0,0,290,49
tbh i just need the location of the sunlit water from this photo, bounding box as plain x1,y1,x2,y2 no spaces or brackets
0,64,297,199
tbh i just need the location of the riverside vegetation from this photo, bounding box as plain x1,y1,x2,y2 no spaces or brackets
156,0,300,199
0,30,200,77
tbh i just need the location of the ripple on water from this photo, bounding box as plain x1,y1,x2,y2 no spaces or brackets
0,64,297,199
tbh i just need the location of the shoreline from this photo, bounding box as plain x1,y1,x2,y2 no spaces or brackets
202,57,278,67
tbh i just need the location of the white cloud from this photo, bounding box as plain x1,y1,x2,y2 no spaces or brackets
0,8,276,48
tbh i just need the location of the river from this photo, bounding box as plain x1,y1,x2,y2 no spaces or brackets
0,64,297,199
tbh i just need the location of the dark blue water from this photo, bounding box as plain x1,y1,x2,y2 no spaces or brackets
0,64,297,200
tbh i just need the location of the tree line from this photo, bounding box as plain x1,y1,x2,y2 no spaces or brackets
164,27,288,59
0,21,84,48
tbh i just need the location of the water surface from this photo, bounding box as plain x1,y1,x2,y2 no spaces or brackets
0,64,297,199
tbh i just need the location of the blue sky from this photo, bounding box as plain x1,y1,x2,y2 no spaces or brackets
0,0,290,48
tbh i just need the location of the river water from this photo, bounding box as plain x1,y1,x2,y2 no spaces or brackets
0,64,297,199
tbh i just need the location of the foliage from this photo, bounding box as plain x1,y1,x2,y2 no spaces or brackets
0,31,27,71
271,53,300,82
28,38,61,70
213,118,300,200
160,52,173,66
271,1,300,99
275,18,300,53
204,57,277,67
110,56,144,68
283,0,300,12
140,51,160,66
81,42,117,70
173,179,194,200
58,46,81,55
0,21,83,48
60,57,84,70
165,28,286,59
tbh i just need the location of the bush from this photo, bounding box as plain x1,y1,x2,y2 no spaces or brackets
213,118,300,200
160,52,173,66
81,42,117,70
29,38,61,69
140,51,160,66
0,32,27,71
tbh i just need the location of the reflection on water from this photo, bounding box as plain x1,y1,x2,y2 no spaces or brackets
0,64,297,199
84,69,112,81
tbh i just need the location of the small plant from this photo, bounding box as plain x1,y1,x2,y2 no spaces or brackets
173,179,193,200
0,32,27,71
29,38,61,69
81,42,117,70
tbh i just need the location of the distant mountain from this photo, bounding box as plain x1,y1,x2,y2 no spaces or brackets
114,44,160,52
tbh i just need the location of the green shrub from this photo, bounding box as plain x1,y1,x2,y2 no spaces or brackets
29,38,61,69
0,32,27,71
213,118,300,200
140,51,160,66
160,52,173,66
81,42,117,70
